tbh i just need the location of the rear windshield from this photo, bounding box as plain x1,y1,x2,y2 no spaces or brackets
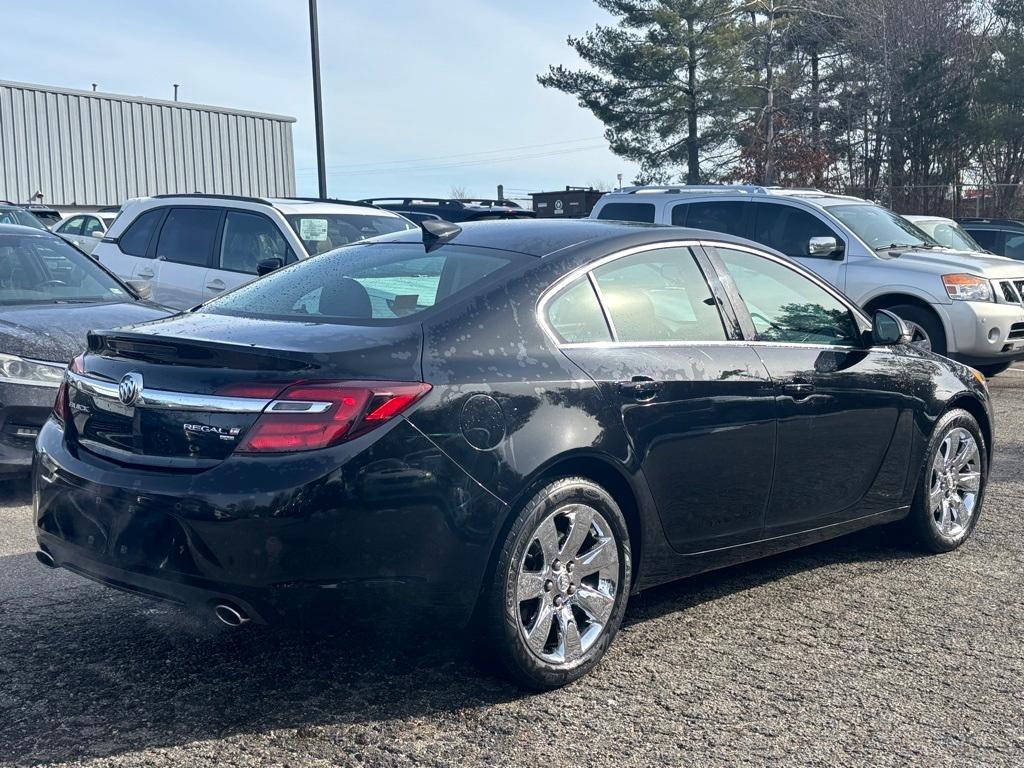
0,232,129,305
201,242,527,324
0,208,47,230
285,213,416,255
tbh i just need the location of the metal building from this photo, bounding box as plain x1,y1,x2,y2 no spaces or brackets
0,79,296,208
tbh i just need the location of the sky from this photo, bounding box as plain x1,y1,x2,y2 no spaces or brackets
2,0,639,203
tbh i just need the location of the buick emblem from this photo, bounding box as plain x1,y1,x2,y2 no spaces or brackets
118,372,143,406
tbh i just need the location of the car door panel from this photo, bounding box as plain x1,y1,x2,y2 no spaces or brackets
150,207,223,309
707,244,916,534
550,244,777,554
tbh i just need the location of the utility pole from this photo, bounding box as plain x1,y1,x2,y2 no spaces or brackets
309,0,328,199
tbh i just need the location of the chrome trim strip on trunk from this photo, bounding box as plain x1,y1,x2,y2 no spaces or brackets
66,370,272,414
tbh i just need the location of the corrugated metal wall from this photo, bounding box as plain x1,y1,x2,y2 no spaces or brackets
0,80,296,206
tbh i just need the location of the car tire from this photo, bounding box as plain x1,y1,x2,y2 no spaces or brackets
975,362,1011,378
888,304,947,356
482,476,632,690
904,408,987,553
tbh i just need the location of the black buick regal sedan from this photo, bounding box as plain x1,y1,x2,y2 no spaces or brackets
33,219,992,689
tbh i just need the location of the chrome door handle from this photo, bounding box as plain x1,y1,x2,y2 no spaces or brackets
617,376,663,401
782,382,815,399
206,280,225,292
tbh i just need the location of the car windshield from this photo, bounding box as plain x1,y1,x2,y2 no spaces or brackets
201,242,526,324
30,210,62,227
0,232,129,305
827,204,938,250
0,208,47,230
911,219,984,252
285,213,416,256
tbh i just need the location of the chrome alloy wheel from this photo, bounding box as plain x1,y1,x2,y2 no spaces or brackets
515,504,619,665
906,321,932,352
929,427,982,539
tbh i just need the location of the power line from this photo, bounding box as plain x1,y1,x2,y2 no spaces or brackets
296,143,609,177
295,136,606,174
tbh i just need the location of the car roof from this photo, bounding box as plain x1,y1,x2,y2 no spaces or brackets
129,194,401,218
600,185,871,207
0,222,56,236
375,217,770,258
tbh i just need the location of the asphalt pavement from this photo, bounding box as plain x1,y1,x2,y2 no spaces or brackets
2,374,1024,767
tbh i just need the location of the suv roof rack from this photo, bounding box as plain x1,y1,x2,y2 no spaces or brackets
277,196,379,209
360,197,520,209
958,217,1024,227
151,192,273,206
620,184,774,196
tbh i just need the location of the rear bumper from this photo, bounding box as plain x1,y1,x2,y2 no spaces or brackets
33,417,507,624
0,382,55,477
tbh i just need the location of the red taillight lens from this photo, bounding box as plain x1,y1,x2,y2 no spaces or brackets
235,381,431,454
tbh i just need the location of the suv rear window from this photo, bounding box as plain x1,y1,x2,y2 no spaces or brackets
201,242,527,323
596,203,656,223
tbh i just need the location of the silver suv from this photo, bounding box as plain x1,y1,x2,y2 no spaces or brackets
591,185,1024,376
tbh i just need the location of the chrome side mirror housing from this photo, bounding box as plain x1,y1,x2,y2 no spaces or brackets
808,236,841,258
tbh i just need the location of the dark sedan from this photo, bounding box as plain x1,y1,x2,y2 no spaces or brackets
0,224,169,477
33,219,992,689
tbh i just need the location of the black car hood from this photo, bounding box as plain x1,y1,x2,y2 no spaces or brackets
0,301,171,363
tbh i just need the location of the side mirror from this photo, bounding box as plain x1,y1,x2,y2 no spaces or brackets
808,236,842,259
872,309,912,346
125,279,153,301
257,257,283,276
91,230,104,238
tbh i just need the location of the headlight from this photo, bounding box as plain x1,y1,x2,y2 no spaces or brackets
942,274,993,302
0,353,66,388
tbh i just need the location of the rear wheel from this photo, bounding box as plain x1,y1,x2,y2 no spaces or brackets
888,304,947,356
975,362,1011,378
904,409,987,553
483,477,631,690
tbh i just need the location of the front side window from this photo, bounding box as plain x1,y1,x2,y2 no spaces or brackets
827,204,935,251
752,203,841,259
119,208,165,257
546,278,611,343
1004,234,1024,261
595,203,656,223
591,247,727,343
81,216,105,237
58,216,85,235
202,243,525,323
715,247,861,346
285,213,416,256
0,233,127,305
219,211,288,274
156,208,221,267
964,228,1002,253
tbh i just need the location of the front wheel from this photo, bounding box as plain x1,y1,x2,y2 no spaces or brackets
888,304,947,356
904,409,987,553
483,477,632,690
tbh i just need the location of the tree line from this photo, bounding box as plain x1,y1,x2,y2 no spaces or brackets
539,0,1024,216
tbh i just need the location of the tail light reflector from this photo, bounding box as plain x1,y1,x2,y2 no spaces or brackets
235,381,431,453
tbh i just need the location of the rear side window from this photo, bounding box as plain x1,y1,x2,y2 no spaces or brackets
82,216,105,237
1004,234,1024,260
674,201,748,236
156,208,222,267
591,247,727,342
596,203,656,223
119,209,164,257
546,278,611,343
202,243,525,323
58,216,85,235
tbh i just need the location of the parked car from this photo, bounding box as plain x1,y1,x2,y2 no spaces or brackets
0,224,168,478
361,197,536,223
34,218,992,689
91,195,417,309
23,204,63,229
903,215,990,254
591,186,1024,377
53,211,120,254
0,202,48,230
957,218,1024,261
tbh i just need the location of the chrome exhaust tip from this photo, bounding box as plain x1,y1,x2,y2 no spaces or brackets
35,550,56,569
213,603,249,627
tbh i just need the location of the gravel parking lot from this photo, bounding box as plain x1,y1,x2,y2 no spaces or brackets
2,375,1023,768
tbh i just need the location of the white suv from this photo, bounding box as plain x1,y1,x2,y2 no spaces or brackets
591,185,1024,376
92,195,416,309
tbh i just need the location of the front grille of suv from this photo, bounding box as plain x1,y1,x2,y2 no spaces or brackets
996,280,1024,304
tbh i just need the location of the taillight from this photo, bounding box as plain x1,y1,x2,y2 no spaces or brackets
235,381,431,453
52,354,84,425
